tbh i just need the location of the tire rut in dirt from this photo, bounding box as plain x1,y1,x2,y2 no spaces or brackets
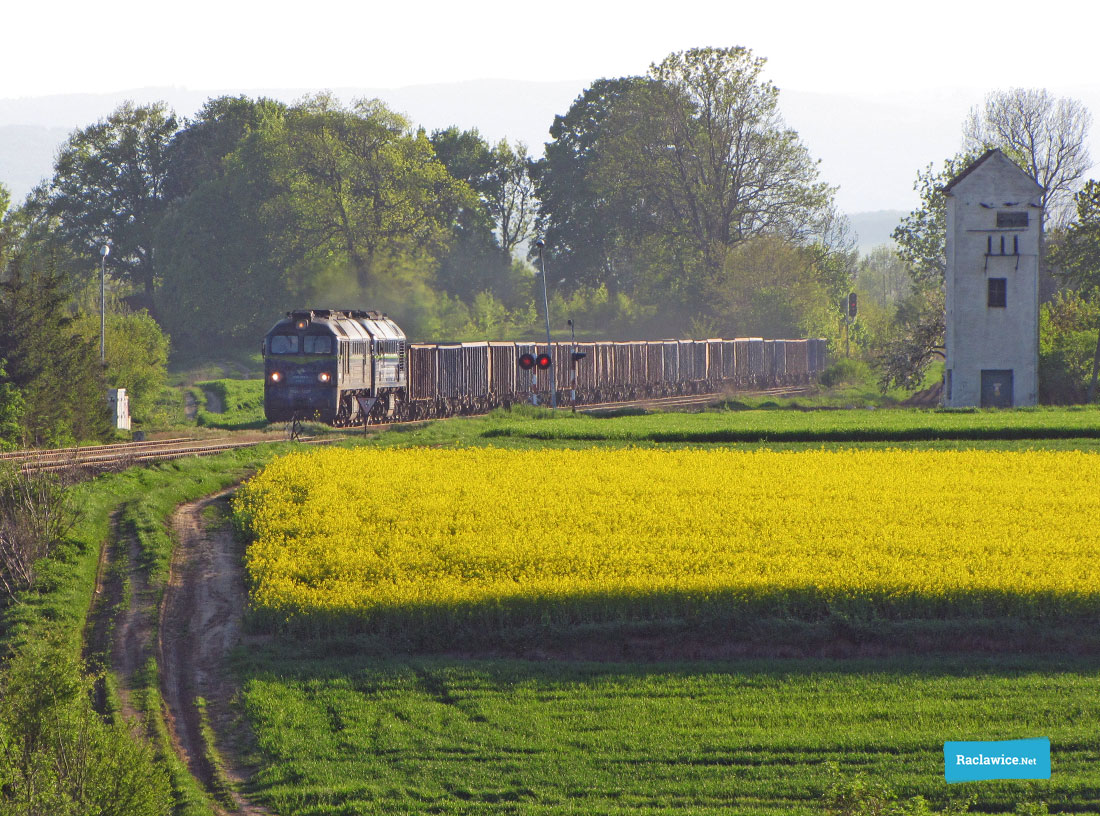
160,490,270,816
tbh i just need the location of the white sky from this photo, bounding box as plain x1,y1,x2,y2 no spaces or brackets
5,0,1094,98
4,0,1099,218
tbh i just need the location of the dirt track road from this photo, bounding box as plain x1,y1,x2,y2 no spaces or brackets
160,491,269,816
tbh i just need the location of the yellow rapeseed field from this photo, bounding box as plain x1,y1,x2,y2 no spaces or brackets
232,448,1100,623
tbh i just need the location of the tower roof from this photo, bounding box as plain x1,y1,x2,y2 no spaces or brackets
942,148,1044,196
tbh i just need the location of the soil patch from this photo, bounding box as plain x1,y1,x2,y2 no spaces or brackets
160,490,269,815
201,388,226,414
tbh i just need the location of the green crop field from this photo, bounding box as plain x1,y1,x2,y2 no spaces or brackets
224,406,1100,815
235,652,1099,816
481,405,1100,444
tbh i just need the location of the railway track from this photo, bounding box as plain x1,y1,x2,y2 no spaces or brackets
9,435,329,476
9,385,817,476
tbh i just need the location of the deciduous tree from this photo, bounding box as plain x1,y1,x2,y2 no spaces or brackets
598,47,832,282
964,88,1091,226
286,94,474,294
1050,179,1100,400
40,102,178,310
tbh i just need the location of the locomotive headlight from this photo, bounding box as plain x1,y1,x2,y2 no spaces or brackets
318,372,332,383
269,371,282,383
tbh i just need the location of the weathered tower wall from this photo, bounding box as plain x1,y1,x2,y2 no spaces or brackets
944,150,1042,408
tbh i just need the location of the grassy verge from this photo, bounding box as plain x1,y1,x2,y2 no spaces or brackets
0,444,300,816
194,378,266,430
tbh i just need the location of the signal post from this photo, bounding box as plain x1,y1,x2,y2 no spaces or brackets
518,351,553,406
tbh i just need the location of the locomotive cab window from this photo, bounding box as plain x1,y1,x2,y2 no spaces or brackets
304,335,333,354
269,335,299,354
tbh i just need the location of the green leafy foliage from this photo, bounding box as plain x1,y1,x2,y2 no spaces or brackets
71,310,169,424
38,102,178,309
535,49,844,337
820,357,872,388
0,637,172,816
1049,180,1100,400
0,258,110,446
1039,289,1100,402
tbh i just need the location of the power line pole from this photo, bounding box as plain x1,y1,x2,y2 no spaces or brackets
535,240,557,409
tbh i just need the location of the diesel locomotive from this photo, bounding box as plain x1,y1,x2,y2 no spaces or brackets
263,308,829,425
263,309,407,425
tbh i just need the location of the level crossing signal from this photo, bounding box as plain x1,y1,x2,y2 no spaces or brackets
518,353,553,371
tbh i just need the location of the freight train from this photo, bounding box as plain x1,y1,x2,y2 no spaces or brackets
262,308,829,426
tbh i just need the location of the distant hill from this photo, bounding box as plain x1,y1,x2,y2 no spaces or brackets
3,80,1097,221
847,210,906,256
0,125,69,201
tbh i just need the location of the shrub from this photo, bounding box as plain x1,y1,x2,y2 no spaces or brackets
820,357,872,388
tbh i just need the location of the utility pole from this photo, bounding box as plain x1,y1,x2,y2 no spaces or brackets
99,244,110,362
535,240,557,409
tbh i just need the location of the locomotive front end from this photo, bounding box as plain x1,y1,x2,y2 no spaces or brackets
263,311,339,423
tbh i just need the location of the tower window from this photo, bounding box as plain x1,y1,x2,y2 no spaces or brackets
997,211,1028,228
988,278,1007,308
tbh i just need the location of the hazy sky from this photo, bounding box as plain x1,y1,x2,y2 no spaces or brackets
5,0,1094,98
4,0,1098,218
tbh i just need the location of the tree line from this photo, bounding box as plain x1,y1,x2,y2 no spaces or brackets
5,46,852,349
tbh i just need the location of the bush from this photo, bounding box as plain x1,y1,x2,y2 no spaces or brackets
823,764,976,816
0,470,76,605
820,358,872,388
0,637,171,816
1039,291,1100,404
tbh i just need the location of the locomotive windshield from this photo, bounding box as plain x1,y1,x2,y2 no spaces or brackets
269,335,299,354
304,336,333,354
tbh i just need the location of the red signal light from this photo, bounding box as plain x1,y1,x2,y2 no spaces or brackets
518,353,536,370
536,353,552,369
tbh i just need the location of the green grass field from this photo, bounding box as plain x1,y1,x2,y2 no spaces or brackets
194,378,266,430
481,405,1100,444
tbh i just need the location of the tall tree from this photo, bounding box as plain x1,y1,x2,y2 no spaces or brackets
0,254,110,445
286,94,474,293
429,127,528,305
882,154,982,390
533,76,653,294
40,102,178,310
486,140,537,256
1050,179,1100,401
537,49,834,329
598,47,832,282
162,95,288,200
155,106,305,356
963,88,1092,226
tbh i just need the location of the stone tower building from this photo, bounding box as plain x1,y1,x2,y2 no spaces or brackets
943,149,1043,408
